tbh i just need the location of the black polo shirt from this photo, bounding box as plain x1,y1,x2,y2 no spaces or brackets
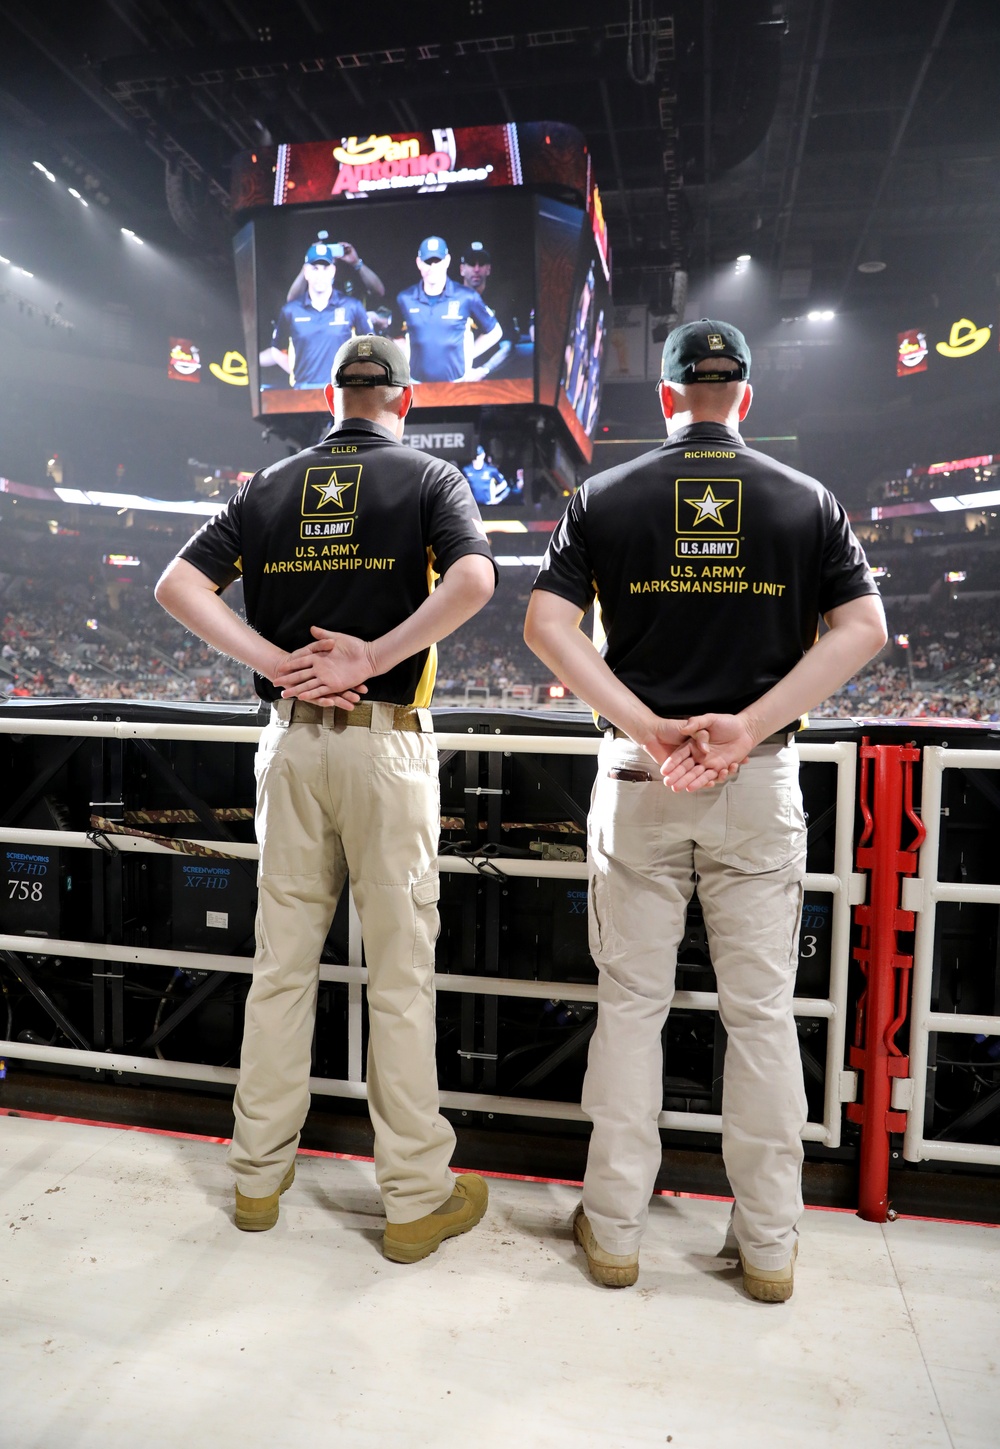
533,422,877,720
178,419,497,704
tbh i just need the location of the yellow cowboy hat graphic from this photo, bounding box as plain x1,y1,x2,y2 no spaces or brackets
209,350,249,384
935,318,991,358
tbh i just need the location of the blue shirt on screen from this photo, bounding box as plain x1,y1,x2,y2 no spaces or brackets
396,278,498,382
462,459,509,506
274,291,371,389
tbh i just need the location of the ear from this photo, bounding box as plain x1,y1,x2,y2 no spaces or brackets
398,385,414,420
658,381,675,421
324,383,335,416
737,382,753,421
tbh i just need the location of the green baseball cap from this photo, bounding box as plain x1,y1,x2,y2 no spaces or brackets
333,335,411,387
660,318,751,383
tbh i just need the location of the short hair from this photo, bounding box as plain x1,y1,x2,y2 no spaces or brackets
335,366,405,414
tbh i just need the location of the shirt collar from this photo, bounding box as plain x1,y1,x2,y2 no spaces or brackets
303,289,345,313
322,418,401,446
662,422,745,450
420,277,455,301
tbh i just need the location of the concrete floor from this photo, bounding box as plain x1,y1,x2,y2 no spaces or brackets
2,1110,998,1449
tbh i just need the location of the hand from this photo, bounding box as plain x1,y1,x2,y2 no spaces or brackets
631,716,692,769
660,713,754,792
338,242,361,267
459,366,486,382
630,716,724,790
272,628,374,708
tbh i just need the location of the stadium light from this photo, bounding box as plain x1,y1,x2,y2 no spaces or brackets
806,309,835,321
735,253,751,275
32,161,56,182
67,188,89,207
121,228,144,245
15,267,33,278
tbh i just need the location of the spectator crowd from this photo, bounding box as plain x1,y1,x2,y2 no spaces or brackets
1,563,998,722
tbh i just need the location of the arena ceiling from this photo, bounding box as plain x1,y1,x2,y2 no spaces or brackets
1,0,999,314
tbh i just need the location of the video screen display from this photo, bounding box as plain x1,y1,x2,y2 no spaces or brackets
556,239,610,462
459,447,526,508
244,190,536,414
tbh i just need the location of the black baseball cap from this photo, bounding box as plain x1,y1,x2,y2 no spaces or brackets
333,336,411,387
461,241,491,264
660,318,751,383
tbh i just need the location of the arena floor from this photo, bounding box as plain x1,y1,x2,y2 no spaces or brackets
3,1111,997,1448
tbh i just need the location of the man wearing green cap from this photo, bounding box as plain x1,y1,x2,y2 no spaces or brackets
156,335,497,1261
524,319,886,1301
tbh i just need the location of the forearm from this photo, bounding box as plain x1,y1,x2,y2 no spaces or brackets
739,611,888,743
367,558,495,677
524,602,656,740
356,263,384,297
471,325,503,360
475,340,512,377
155,561,286,680
260,347,291,374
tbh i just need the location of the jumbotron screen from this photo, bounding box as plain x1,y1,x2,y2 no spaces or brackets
242,191,536,413
232,122,610,460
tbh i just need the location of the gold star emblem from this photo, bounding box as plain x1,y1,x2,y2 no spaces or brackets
687,486,733,526
312,475,353,508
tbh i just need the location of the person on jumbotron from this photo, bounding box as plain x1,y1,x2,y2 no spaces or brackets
260,239,372,389
395,236,502,383
524,318,886,1302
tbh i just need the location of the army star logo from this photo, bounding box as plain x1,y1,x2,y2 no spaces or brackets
300,463,362,540
686,485,733,526
312,475,354,508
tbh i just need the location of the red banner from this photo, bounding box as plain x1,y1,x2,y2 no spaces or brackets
232,123,591,213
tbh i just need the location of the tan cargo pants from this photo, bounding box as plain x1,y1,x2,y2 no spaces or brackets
228,700,456,1223
582,735,808,1270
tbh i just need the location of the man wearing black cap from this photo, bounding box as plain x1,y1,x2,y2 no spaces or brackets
395,236,502,383
459,240,518,376
524,319,886,1301
155,335,497,1261
260,238,372,389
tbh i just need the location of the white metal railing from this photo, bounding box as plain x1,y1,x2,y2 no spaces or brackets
902,746,1000,1168
0,718,857,1144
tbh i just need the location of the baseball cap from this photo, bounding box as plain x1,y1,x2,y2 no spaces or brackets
461,241,491,264
418,236,448,262
305,240,340,264
660,318,751,383
332,335,411,388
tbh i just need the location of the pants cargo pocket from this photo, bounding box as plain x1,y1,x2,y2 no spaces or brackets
411,869,441,965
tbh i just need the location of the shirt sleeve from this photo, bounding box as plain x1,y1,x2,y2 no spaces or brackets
817,492,879,614
176,485,246,591
423,464,498,582
531,491,595,610
352,298,372,335
469,293,498,333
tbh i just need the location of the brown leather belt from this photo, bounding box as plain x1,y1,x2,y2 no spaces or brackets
285,700,425,732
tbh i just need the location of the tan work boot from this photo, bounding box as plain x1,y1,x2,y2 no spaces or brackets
572,1207,639,1288
739,1241,798,1303
383,1174,488,1263
234,1162,296,1232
